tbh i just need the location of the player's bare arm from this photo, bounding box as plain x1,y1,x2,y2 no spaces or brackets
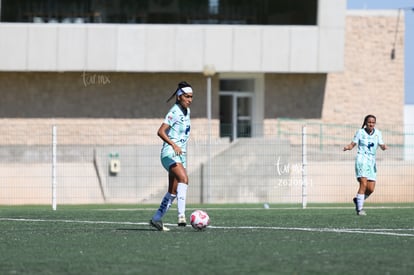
379,144,388,150
157,123,182,155
343,142,356,151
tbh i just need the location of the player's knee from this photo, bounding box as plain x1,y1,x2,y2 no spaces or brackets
178,175,188,184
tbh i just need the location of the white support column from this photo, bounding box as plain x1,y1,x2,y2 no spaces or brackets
302,125,307,209
203,64,216,204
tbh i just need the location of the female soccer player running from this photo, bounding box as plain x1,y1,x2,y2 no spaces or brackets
150,81,193,231
343,115,388,215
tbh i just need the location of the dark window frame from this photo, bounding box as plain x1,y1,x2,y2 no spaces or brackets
0,0,317,25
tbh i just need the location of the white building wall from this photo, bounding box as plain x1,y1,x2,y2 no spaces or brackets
290,27,319,72
0,24,28,70
58,25,87,70
0,0,346,73
317,0,346,71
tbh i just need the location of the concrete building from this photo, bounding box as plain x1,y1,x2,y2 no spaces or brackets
0,0,349,134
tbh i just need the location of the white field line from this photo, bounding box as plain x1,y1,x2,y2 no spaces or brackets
1,218,413,237
207,226,414,237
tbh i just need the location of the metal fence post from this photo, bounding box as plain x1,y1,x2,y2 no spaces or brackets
302,125,307,209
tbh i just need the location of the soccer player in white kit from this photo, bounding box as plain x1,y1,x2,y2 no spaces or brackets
150,81,193,231
343,115,388,215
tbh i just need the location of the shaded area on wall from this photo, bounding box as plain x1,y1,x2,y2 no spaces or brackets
264,73,326,119
0,72,207,118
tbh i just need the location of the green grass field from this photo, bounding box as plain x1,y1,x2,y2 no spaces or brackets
1,204,413,275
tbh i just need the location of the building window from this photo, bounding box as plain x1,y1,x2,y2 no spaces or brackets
0,0,317,25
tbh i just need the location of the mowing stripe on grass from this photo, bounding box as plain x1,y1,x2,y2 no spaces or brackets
1,218,413,237
95,206,414,211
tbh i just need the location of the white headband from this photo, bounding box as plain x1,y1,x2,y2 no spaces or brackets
177,86,193,96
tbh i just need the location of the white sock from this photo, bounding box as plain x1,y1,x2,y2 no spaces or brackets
152,192,176,221
356,193,365,211
177,183,188,217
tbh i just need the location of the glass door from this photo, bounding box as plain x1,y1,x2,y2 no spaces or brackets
219,94,233,140
236,95,252,138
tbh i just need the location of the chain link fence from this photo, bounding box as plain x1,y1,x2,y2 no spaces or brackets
1,119,413,206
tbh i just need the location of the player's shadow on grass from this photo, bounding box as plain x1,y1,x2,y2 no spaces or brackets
116,227,196,233
116,228,154,232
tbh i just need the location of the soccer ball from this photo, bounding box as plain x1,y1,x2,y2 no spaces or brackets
190,210,210,230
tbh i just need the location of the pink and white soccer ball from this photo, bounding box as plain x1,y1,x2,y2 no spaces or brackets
190,210,210,230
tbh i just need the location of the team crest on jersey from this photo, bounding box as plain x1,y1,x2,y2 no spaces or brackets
368,142,374,150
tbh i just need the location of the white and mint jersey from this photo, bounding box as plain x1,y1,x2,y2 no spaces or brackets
352,128,384,180
161,104,191,158
352,128,384,158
